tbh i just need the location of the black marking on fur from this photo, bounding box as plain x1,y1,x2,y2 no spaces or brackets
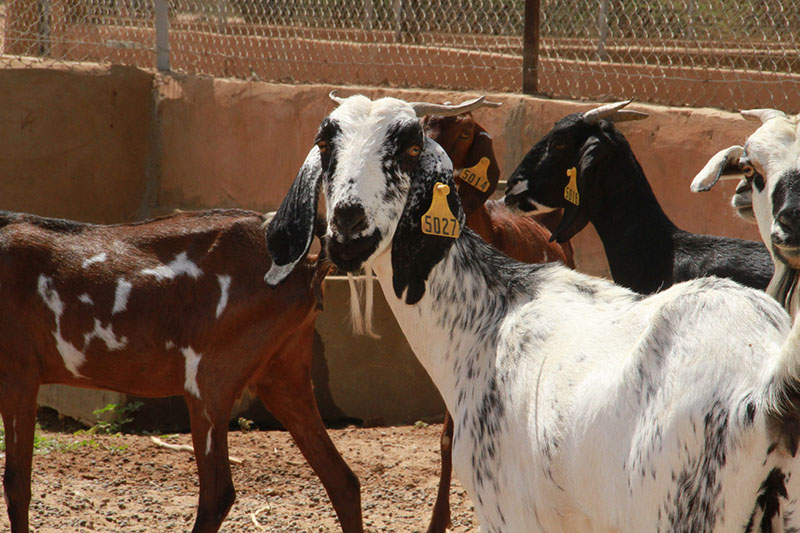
667,401,729,531
745,468,787,533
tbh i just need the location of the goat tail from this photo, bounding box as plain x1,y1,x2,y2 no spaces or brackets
346,264,379,339
765,321,800,457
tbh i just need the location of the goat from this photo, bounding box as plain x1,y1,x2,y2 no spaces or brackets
692,108,800,316
0,208,361,533
503,100,773,295
422,110,574,533
266,92,800,532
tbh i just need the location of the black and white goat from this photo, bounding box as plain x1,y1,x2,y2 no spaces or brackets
265,93,800,532
692,109,800,315
503,101,773,295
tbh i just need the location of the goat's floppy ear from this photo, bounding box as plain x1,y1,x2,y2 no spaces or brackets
392,140,465,305
549,135,608,243
690,145,744,192
265,147,323,286
456,123,500,215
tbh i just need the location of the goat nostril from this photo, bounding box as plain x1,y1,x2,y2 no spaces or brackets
333,204,368,236
778,207,800,232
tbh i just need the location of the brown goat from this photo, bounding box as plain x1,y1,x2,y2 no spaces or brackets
422,113,574,533
0,208,361,533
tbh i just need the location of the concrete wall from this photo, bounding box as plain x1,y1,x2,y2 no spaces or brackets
0,63,765,427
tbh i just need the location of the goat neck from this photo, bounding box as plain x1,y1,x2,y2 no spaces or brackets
586,150,677,293
370,228,536,415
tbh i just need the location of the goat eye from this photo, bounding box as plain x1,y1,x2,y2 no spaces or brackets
741,164,755,178
552,142,567,150
407,145,422,157
459,131,472,139
316,140,328,153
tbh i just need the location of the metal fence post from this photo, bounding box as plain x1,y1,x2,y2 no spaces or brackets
522,0,540,94
155,0,170,71
597,0,609,60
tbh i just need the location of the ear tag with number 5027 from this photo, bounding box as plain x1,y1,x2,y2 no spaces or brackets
421,182,460,239
564,166,580,205
459,157,491,192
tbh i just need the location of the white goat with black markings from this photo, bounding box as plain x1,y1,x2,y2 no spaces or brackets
692,109,800,317
266,93,800,532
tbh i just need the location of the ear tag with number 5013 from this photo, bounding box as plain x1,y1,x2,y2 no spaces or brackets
459,157,491,192
564,166,580,205
421,182,460,239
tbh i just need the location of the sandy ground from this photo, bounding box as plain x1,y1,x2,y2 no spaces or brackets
0,416,477,532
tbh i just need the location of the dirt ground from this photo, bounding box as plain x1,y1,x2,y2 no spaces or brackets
0,414,477,532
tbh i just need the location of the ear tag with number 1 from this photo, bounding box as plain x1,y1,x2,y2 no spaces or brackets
421,182,460,238
459,157,492,192
564,166,580,205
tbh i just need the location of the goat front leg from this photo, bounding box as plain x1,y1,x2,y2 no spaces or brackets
427,410,454,533
256,356,362,532
0,380,38,533
185,397,236,533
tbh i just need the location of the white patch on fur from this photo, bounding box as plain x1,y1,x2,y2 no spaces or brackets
78,293,93,305
112,278,132,315
142,252,202,281
205,427,213,456
216,274,231,318
83,319,127,351
506,180,528,196
478,131,492,139
38,274,86,377
165,340,175,350
82,252,107,269
181,347,202,398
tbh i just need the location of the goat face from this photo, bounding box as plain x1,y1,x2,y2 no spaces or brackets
422,112,500,216
692,109,800,308
503,101,648,243
266,94,497,304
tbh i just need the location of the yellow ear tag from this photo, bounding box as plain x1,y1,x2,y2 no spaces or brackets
564,166,580,205
458,157,492,192
421,183,461,239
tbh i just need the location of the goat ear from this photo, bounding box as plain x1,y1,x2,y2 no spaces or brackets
265,147,323,286
549,135,607,243
690,145,744,192
456,123,500,215
392,140,465,305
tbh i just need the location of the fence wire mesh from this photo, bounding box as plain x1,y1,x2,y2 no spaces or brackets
2,0,800,111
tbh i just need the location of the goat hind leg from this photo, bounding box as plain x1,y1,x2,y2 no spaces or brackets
256,378,363,533
185,398,236,533
1,384,38,533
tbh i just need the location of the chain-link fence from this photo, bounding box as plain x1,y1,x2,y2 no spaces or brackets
2,0,800,111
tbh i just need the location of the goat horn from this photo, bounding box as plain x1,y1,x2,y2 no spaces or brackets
741,108,786,124
329,90,347,105
610,110,649,123
410,96,502,118
582,99,634,124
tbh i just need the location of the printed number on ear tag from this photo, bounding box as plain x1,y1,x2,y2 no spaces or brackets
421,182,461,239
564,167,580,205
459,157,491,192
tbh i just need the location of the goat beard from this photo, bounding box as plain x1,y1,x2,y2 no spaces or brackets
770,265,800,319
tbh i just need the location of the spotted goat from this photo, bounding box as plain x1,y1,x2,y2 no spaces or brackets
0,209,361,533
503,101,773,295
422,109,574,533
267,93,800,532
692,109,800,318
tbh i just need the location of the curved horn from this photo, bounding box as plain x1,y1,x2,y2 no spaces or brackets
583,99,634,124
329,90,347,105
610,110,649,123
741,108,786,124
410,96,502,118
